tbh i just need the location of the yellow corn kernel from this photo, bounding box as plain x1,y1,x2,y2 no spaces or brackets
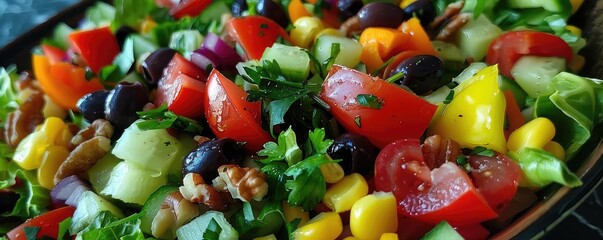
139,17,158,34
290,17,325,49
565,25,582,37
292,212,342,240
507,117,556,152
350,192,398,240
39,117,67,145
37,146,70,189
570,0,584,14
320,163,345,183
282,202,310,226
42,95,67,120
544,141,566,161
380,233,399,240
569,55,585,74
12,133,46,170
323,173,369,212
253,234,278,240
399,0,417,8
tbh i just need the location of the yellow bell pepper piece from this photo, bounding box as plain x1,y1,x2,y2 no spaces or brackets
320,162,345,184
323,173,369,213
429,65,507,153
12,117,72,170
292,212,342,240
350,192,398,240
290,17,325,49
400,0,417,8
37,146,70,189
507,117,556,152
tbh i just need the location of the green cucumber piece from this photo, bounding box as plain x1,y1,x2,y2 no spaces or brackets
432,41,467,62
169,30,204,58
313,35,363,68
100,161,167,206
499,75,528,108
506,0,572,13
87,153,121,197
510,56,566,98
200,1,231,22
140,185,180,239
70,191,124,234
260,43,311,82
167,134,198,184
177,211,239,240
112,121,182,175
421,221,463,240
132,34,159,58
456,14,502,61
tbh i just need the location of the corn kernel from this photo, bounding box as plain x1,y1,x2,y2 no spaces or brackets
380,233,399,240
39,117,67,145
140,17,158,34
543,141,566,161
37,146,70,189
565,25,582,37
507,117,556,152
290,17,325,49
399,0,417,8
13,133,47,170
253,234,278,240
350,192,398,240
292,212,342,240
283,202,310,226
320,162,345,183
323,173,369,212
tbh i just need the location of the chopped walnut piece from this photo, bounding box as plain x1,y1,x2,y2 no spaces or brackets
421,135,462,169
433,13,471,42
54,136,111,184
151,191,199,238
69,119,114,150
4,91,45,147
340,15,361,38
180,173,226,210
212,165,268,202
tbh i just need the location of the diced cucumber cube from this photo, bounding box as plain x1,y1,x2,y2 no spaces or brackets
456,15,502,61
314,35,362,68
511,56,566,98
261,43,311,82
100,161,167,206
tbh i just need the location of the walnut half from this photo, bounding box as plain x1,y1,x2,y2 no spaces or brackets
151,191,199,238
212,165,268,202
54,136,111,184
179,173,226,211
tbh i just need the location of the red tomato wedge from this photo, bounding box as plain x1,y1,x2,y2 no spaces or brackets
68,27,120,73
6,206,75,240
374,139,497,226
155,53,208,119
469,154,521,212
205,69,273,152
33,55,105,110
319,65,437,148
486,30,573,78
170,0,212,19
227,16,290,60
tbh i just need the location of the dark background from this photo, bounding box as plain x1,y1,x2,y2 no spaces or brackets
0,0,601,239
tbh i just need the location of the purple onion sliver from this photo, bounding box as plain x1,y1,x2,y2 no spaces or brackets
202,33,243,67
65,185,91,207
50,175,91,207
191,48,222,71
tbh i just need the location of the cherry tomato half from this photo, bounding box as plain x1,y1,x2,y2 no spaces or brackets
469,154,521,212
204,69,272,152
486,30,573,78
374,139,497,226
320,65,436,149
6,206,75,240
227,16,290,60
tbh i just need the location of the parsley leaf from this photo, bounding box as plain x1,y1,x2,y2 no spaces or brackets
305,43,340,79
79,211,146,240
112,0,156,30
258,127,303,166
57,217,72,240
136,104,204,134
356,94,383,109
443,90,455,104
285,154,336,211
99,36,135,82
151,15,213,47
305,128,333,156
471,146,495,157
261,163,290,201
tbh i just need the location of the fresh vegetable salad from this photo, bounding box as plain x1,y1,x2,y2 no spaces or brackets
1,0,602,239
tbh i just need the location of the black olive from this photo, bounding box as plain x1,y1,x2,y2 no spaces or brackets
104,82,149,131
77,90,110,123
232,0,248,17
358,3,409,30
327,133,376,175
141,48,177,87
0,191,19,214
337,0,363,21
403,0,436,25
182,138,245,181
115,26,137,50
388,55,443,95
256,0,289,28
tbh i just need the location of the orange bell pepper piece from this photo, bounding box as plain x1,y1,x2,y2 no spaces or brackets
398,17,438,56
359,28,408,59
360,43,384,74
33,55,105,110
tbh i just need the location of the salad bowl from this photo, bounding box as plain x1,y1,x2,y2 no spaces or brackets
0,0,602,239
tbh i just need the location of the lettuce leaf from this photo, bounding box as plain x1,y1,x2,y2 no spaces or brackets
0,66,19,125
534,72,603,158
78,211,146,240
508,148,582,188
